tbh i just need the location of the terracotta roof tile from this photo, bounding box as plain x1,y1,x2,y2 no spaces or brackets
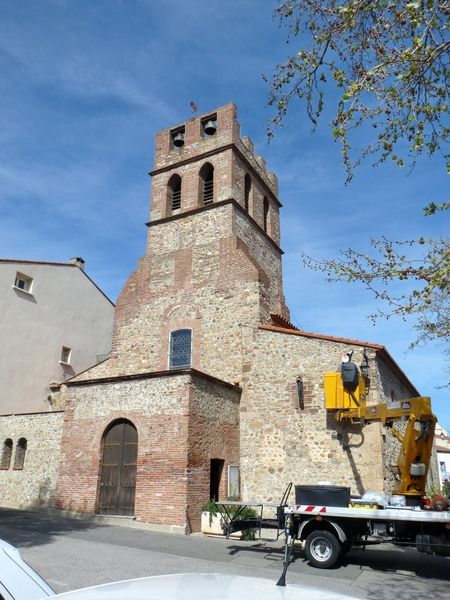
270,313,300,331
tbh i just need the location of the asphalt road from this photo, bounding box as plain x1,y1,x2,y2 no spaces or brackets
0,507,449,599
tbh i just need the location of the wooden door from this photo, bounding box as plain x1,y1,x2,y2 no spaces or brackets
98,420,137,515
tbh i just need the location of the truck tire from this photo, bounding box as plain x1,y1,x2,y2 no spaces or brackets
304,530,342,568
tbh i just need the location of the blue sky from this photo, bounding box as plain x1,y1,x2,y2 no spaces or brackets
1,1,448,427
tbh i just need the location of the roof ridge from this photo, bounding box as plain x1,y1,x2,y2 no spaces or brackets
0,258,73,267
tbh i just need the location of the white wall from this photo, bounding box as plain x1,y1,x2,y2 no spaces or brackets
435,425,450,488
0,261,115,414
437,451,450,487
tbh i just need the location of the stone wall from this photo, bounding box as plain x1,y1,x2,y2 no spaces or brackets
55,371,240,533
0,411,64,508
240,328,386,502
238,327,435,503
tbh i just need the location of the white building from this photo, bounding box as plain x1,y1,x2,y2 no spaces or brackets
435,424,450,488
0,258,115,415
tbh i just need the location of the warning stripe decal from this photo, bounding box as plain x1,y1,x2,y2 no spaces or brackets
295,505,327,513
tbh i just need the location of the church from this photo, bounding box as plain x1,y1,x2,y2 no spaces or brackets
0,104,431,533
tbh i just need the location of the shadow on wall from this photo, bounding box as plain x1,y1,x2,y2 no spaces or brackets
326,413,366,497
342,431,366,497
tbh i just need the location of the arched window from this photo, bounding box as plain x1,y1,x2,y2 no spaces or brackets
244,174,251,213
169,329,192,369
13,438,27,470
167,174,182,214
1,439,13,470
263,196,269,233
199,163,214,206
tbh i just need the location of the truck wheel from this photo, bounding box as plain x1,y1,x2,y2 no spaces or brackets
305,530,342,569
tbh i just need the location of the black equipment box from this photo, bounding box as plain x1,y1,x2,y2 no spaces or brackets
295,485,350,507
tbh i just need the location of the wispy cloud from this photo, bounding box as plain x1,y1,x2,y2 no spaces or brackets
1,0,448,426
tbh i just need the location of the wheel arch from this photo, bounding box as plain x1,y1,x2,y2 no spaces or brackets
298,518,348,543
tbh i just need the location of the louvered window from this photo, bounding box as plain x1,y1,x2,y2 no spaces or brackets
199,163,214,206
172,187,181,211
169,329,192,369
203,178,213,204
1,439,13,470
167,174,182,214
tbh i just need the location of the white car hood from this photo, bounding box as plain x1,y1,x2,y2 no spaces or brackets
52,573,361,600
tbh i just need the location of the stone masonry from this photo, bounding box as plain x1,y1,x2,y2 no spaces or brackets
45,103,437,530
0,412,64,508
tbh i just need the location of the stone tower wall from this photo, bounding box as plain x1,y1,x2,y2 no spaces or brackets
72,104,287,386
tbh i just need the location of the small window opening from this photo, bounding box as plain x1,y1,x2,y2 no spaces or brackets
60,346,72,364
200,163,214,205
169,329,192,369
210,458,225,501
13,438,27,470
14,272,33,293
168,174,182,213
296,378,304,410
201,114,217,137
244,174,251,213
263,196,269,233
171,126,185,148
1,439,13,470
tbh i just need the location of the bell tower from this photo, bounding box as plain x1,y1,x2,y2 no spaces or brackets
109,103,290,384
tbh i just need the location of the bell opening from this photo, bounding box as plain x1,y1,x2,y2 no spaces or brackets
171,130,185,148
202,115,217,137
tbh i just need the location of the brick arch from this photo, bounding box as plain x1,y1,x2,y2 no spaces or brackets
162,302,201,324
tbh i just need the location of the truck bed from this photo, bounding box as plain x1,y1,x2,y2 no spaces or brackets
287,503,450,523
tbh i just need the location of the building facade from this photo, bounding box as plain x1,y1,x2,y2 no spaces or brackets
0,258,115,507
435,424,450,489
0,105,438,530
52,104,437,533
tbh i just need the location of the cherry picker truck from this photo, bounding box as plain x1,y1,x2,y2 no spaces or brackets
222,353,450,573
280,354,450,572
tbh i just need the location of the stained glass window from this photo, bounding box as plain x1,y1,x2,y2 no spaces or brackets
169,329,192,369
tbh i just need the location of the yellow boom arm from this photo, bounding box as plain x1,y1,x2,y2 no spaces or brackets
324,371,436,498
